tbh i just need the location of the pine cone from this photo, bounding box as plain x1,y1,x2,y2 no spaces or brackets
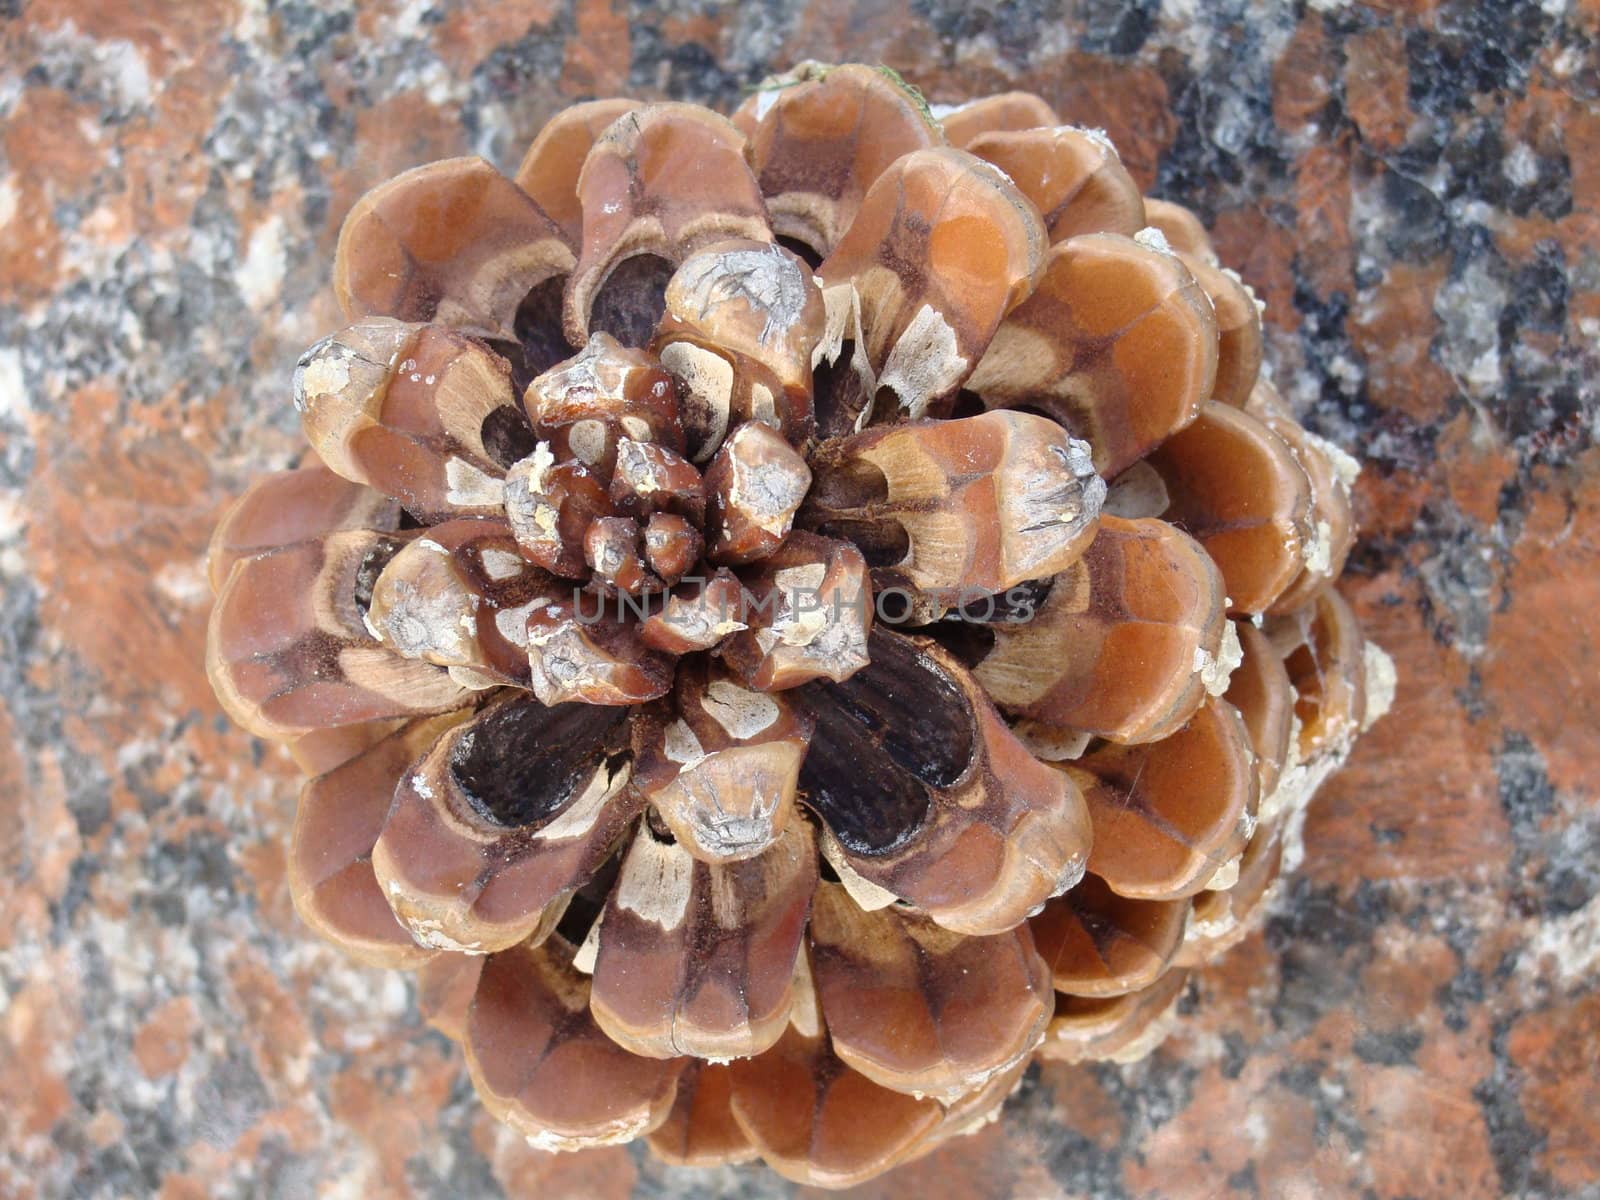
205,63,1393,1187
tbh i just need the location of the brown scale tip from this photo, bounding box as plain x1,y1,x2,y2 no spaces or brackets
1224,620,1297,800
206,529,470,740
737,63,940,259
631,659,813,862
967,125,1147,243
503,448,614,579
1028,872,1190,999
1176,825,1286,968
818,147,1047,422
288,713,470,970
802,410,1105,621
524,597,677,706
1062,695,1259,901
296,320,527,523
587,821,817,1060
718,531,872,691
368,693,639,954
1036,968,1191,1064
704,420,813,564
1146,400,1315,616
565,103,771,348
638,568,749,655
523,331,684,478
1179,250,1264,408
363,517,550,686
205,464,399,597
582,515,659,595
1244,380,1359,614
936,91,1061,148
654,239,826,454
1141,197,1217,262
726,1027,944,1188
973,515,1229,745
1270,586,1370,760
646,1062,758,1167
464,938,687,1151
333,156,574,339
806,882,1052,1102
968,231,1219,479
513,98,641,246
641,512,703,584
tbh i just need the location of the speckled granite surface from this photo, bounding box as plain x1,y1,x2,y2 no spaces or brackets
1,2,1597,1197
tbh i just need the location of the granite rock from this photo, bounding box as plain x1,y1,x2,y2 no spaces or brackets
0,2,1597,1197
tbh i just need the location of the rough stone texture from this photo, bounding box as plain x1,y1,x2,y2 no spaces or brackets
1,2,1597,1197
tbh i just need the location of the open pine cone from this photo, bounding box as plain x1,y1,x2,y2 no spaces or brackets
205,64,1393,1187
